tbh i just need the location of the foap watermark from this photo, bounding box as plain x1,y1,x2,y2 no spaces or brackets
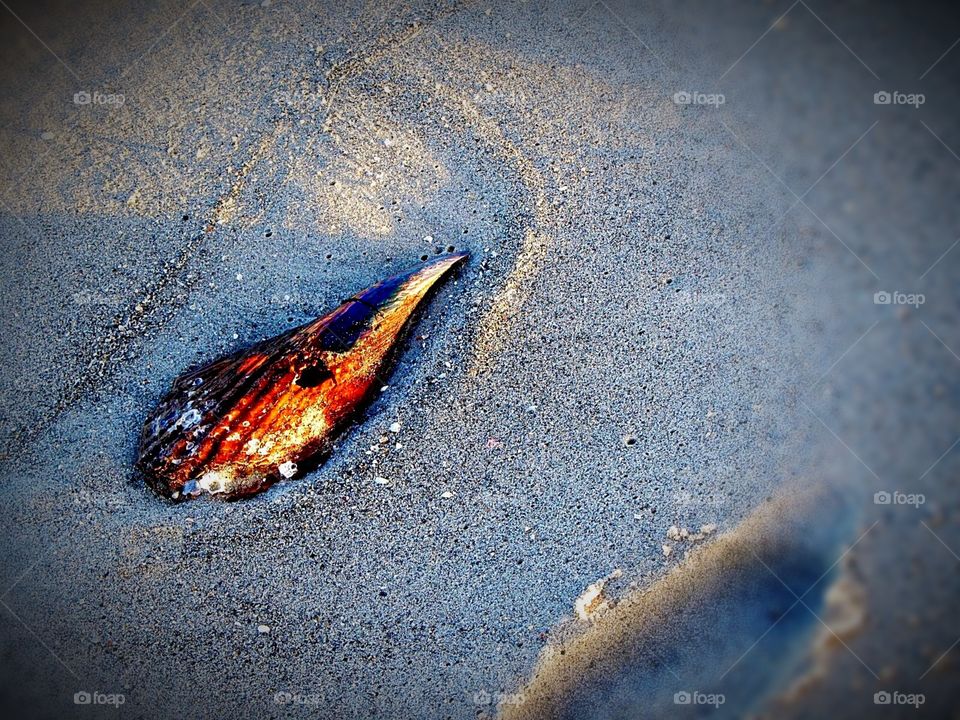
74,691,125,707
874,290,925,307
674,690,725,707
274,89,326,109
74,488,125,512
471,689,526,707
73,90,125,107
874,490,925,508
874,690,925,708
676,290,726,307
273,691,323,707
73,289,122,306
673,90,725,107
873,91,925,108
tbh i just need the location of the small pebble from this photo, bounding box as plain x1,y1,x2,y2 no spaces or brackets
257,624,271,634
441,491,454,499
389,422,402,433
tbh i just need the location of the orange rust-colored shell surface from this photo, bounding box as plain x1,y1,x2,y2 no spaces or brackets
137,253,467,501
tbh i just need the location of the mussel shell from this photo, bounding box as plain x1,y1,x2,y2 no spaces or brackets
136,252,468,500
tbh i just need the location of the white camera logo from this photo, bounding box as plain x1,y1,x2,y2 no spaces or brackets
73,90,125,106
874,90,924,108
673,90,724,106
673,690,724,707
471,689,525,707
874,290,924,307
874,490,925,507
874,690,924,707
73,690,124,706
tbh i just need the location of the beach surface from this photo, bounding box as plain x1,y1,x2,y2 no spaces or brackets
1,1,958,717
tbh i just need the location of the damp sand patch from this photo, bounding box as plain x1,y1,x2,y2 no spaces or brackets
499,485,862,720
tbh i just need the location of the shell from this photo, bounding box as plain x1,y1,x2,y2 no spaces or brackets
136,252,468,500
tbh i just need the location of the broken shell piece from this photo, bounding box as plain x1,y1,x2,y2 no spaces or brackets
137,253,468,501
574,568,623,620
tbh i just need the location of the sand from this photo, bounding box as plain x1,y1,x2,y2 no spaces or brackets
0,1,958,718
